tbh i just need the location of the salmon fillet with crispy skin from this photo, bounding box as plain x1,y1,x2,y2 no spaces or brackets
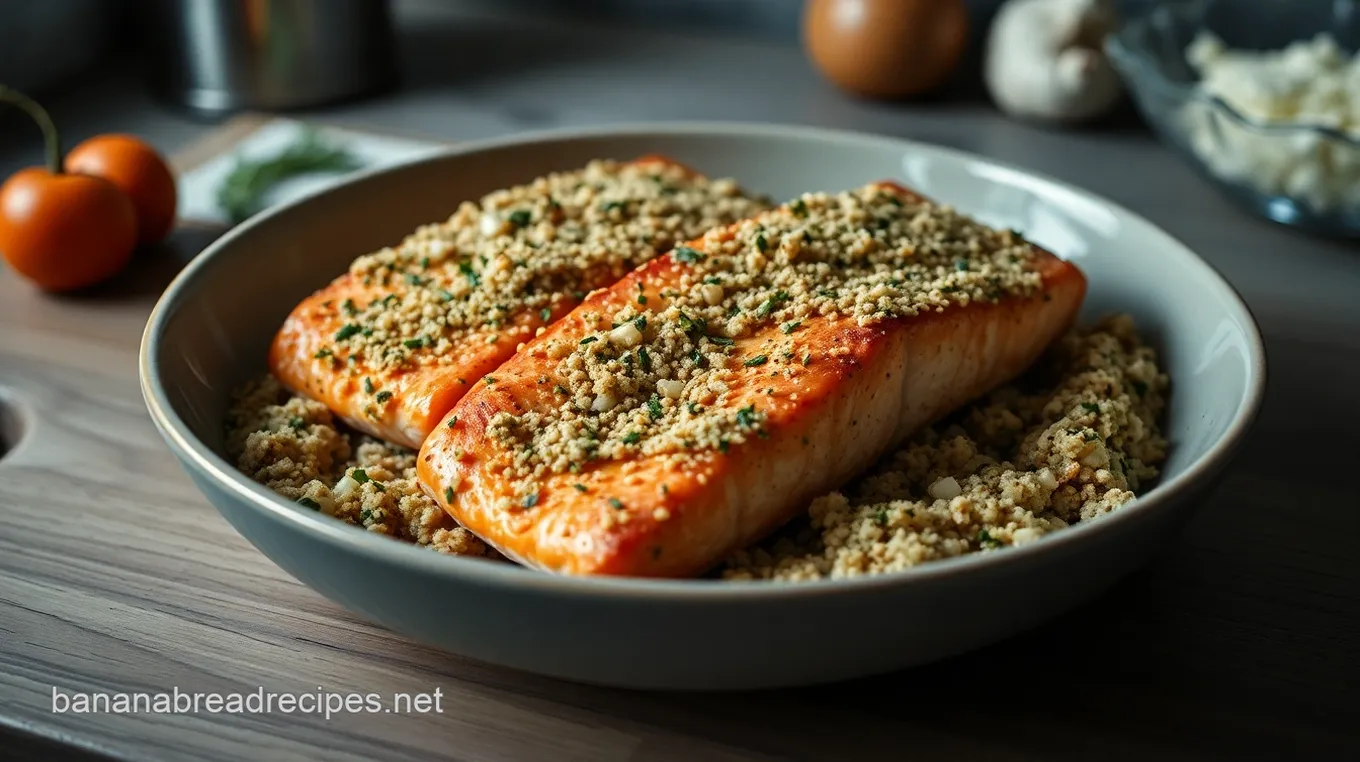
268,157,770,449
417,182,1087,577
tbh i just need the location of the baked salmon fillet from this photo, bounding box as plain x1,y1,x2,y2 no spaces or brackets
417,183,1087,577
268,158,770,449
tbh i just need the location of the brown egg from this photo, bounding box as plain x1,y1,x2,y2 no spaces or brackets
802,0,970,99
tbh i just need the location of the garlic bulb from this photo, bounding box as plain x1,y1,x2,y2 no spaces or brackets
983,0,1123,123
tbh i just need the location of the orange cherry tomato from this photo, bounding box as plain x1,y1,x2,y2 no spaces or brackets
66,134,177,246
0,167,138,292
0,86,140,292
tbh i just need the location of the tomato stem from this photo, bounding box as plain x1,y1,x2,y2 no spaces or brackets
0,85,63,174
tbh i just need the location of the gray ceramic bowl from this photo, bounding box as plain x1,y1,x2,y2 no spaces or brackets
140,123,1266,690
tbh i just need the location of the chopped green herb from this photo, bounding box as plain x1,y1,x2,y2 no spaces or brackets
289,416,305,430
438,289,455,302
637,294,648,305
673,246,705,264
707,335,734,346
444,487,455,502
459,261,480,286
522,492,539,508
341,298,358,316
350,468,370,484
955,259,970,271
484,376,496,385
599,200,627,213
580,336,598,345
633,315,647,331
404,273,425,286
638,346,652,371
334,324,361,341
572,483,588,493
297,496,320,510
677,312,706,336
1081,402,1101,414
978,529,1002,549
736,405,757,428
781,321,801,334
622,432,641,444
508,210,532,227
541,308,552,321
755,290,790,318
447,415,458,428
647,394,663,420
216,128,361,223
743,354,768,367
755,234,768,253
363,377,375,394
1130,380,1148,397
608,497,624,510
875,509,889,526
375,390,392,403
313,347,333,359
790,199,808,217
403,337,425,350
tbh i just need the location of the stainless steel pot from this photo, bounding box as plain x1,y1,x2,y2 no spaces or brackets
140,0,397,116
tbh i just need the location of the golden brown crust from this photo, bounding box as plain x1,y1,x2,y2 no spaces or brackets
418,182,1086,576
268,158,770,448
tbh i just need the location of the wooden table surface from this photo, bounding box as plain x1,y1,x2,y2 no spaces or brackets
2,4,1358,761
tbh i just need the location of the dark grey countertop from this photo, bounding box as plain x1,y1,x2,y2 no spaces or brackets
2,3,1357,760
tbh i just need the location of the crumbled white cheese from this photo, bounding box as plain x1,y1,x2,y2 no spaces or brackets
1180,32,1360,212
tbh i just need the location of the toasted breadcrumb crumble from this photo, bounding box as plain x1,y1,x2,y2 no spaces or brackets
720,314,1169,581
316,159,770,379
484,185,1047,493
226,314,1166,579
225,376,498,558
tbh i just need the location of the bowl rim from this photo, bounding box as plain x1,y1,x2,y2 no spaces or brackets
1104,0,1360,148
140,120,1268,602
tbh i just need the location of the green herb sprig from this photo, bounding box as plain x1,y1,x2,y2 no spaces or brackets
217,129,362,223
